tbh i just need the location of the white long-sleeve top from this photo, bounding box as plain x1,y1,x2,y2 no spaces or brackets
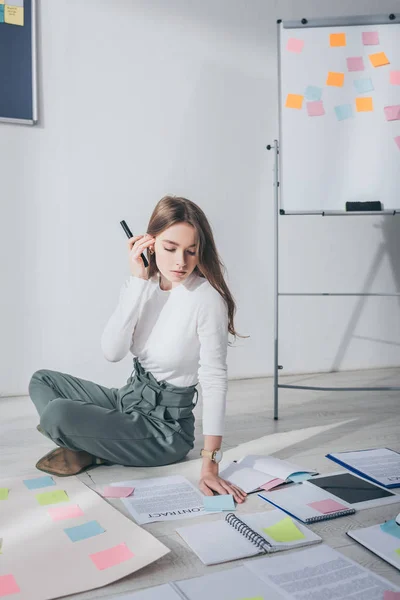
101,272,229,435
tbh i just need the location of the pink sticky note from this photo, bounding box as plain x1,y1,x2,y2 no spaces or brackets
90,543,134,570
102,486,134,498
48,504,84,521
390,71,400,85
0,574,20,597
287,38,304,53
383,592,400,600
362,31,379,45
308,499,348,514
394,137,400,151
307,101,325,117
260,478,285,491
347,57,365,72
384,105,400,121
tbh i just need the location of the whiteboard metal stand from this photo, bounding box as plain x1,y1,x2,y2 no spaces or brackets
268,139,400,420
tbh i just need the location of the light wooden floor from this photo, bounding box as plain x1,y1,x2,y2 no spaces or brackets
1,367,400,598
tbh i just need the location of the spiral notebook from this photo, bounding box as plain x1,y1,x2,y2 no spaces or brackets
176,509,322,565
259,480,356,523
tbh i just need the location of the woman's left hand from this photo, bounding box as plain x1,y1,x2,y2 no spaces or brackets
199,468,247,504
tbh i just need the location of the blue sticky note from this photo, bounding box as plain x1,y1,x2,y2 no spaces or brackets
23,476,55,490
335,104,353,121
380,520,400,540
354,78,374,94
305,86,323,101
64,520,105,542
289,472,312,483
0,5,4,23
203,494,235,511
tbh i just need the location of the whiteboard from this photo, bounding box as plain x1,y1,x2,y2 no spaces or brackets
278,15,400,214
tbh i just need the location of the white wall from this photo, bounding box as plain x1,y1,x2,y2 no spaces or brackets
1,0,400,396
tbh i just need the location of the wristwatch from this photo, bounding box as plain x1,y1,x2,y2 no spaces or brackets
200,448,223,463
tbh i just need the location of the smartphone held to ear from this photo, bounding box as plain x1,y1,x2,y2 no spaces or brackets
120,220,149,268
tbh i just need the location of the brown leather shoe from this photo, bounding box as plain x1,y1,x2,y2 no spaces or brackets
35,447,103,477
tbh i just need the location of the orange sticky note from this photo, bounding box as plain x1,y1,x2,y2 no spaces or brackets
369,52,390,67
326,72,345,87
356,97,373,112
285,94,303,109
330,33,346,47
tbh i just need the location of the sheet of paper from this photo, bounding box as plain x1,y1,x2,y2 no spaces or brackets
23,476,55,490
47,504,85,521
330,33,346,47
348,523,400,571
203,494,235,511
263,517,305,543
0,574,20,596
369,52,390,67
285,94,303,109
90,543,134,570
287,38,304,53
394,136,400,151
328,448,400,486
0,488,9,500
238,455,317,481
362,31,379,45
102,486,134,498
113,583,183,599
0,474,169,600
356,97,373,112
347,57,365,71
4,5,23,25
245,544,400,598
0,538,2,554
304,85,322,101
308,499,348,514
390,71,400,85
326,72,344,87
385,106,400,121
36,490,69,506
354,78,374,94
118,475,210,524
381,520,400,540
64,520,105,542
306,101,325,117
219,462,275,493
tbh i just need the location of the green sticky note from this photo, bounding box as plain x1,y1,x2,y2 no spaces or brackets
262,517,305,543
0,488,9,500
395,548,400,556
36,490,69,506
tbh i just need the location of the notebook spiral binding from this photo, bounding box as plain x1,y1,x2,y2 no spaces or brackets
225,513,275,553
305,508,355,524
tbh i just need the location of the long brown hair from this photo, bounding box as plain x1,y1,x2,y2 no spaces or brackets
146,195,243,340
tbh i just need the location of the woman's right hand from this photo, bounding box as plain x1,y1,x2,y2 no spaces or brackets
128,234,155,279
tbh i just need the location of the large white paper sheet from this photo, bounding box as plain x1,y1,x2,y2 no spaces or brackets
0,474,169,600
328,448,400,488
239,455,317,481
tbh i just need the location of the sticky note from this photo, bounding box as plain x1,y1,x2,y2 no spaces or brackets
102,486,134,498
289,472,312,483
384,592,400,600
384,105,400,121
23,475,55,490
260,478,285,491
396,548,400,556
36,490,69,506
90,543,134,570
287,38,304,54
48,504,85,521
335,104,353,121
0,574,20,596
369,52,389,67
327,72,344,87
305,86,323,101
354,78,374,94
330,33,346,47
203,494,235,511
394,137,400,151
362,31,379,45
285,94,303,109
347,57,365,72
308,499,348,514
307,101,325,117
381,520,400,540
356,97,373,112
4,5,23,26
64,520,105,542
263,517,305,543
390,71,400,85
0,5,4,23
0,488,9,501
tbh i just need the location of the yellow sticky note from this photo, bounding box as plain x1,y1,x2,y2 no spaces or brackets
36,490,69,506
285,94,303,109
330,33,346,47
395,548,400,556
5,5,24,26
327,72,345,87
356,97,373,112
263,517,305,542
0,488,9,500
369,52,389,67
